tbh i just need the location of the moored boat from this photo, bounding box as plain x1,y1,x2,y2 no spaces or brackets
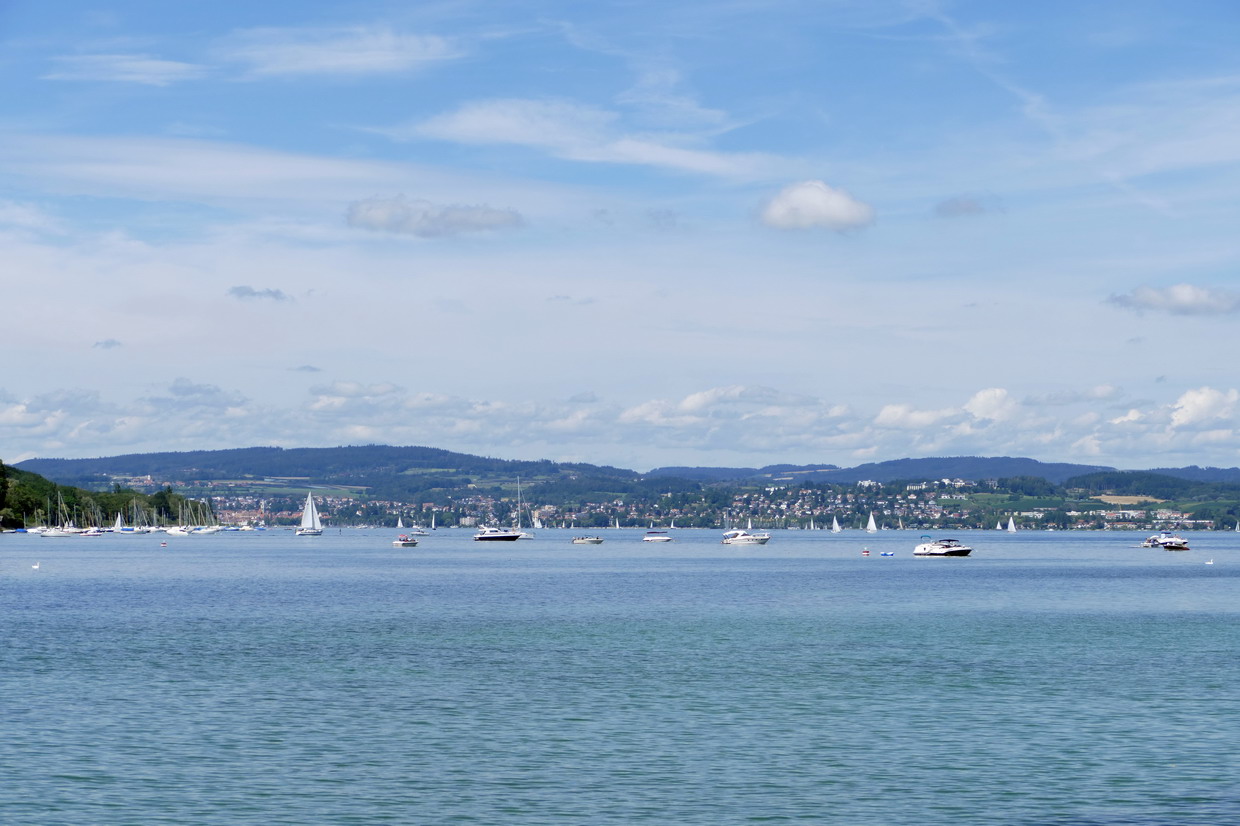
721,529,770,545
474,526,522,541
913,536,972,557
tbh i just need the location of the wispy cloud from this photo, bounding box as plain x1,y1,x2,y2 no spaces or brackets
217,25,462,77
933,194,1002,218
290,365,322,373
229,286,291,302
346,195,523,237
92,339,122,350
761,180,875,231
1108,284,1240,316
408,97,782,178
43,53,206,86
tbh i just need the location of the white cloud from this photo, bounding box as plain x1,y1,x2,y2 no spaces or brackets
217,25,461,77
410,98,781,178
964,388,1018,422
346,195,523,237
1108,284,1240,316
0,200,64,234
43,54,206,86
760,180,875,231
1169,386,1239,429
874,403,958,429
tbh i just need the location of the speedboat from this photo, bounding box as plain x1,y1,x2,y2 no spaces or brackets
642,530,673,543
913,537,972,557
721,529,770,545
1142,532,1189,550
572,536,604,545
392,534,419,547
473,526,522,541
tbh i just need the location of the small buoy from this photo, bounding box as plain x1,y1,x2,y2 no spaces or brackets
861,547,870,556
160,542,167,547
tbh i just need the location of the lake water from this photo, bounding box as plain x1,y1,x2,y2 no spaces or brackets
3,528,1238,825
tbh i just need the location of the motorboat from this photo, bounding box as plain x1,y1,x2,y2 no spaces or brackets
392,534,419,547
572,536,604,545
1142,532,1189,550
721,529,770,545
913,537,972,557
642,530,673,543
473,526,522,541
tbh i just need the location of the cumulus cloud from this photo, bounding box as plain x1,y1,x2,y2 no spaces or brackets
229,285,292,302
760,180,875,231
1108,284,1240,316
964,388,1018,421
346,195,523,238
217,25,461,77
43,54,206,86
1170,386,1239,429
8,379,1240,473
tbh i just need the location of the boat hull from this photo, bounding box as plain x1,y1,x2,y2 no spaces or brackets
913,547,971,557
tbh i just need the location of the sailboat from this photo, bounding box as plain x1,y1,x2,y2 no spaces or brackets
296,492,323,536
995,520,1004,530
831,515,842,533
1007,516,1017,533
866,512,878,533
514,477,535,539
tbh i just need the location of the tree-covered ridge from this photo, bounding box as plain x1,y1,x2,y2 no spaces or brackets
0,460,198,529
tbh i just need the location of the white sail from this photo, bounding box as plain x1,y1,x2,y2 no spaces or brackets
297,492,322,536
866,512,878,533
831,515,841,533
397,515,404,529
996,520,1003,530
1007,516,1017,533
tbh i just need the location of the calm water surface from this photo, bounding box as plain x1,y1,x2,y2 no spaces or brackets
3,529,1238,824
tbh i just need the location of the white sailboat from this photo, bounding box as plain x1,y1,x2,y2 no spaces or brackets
831,515,842,533
1007,516,1017,533
514,477,534,539
296,492,323,536
866,512,878,533
995,520,1003,530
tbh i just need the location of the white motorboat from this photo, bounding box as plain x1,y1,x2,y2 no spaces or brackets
572,536,604,545
913,537,972,557
642,530,673,543
474,526,522,541
1141,532,1189,550
721,529,770,545
296,492,323,536
392,534,419,547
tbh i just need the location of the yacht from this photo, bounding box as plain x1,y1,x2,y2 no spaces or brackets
721,529,771,546
296,492,323,536
572,536,604,545
1142,532,1189,550
913,537,973,557
642,530,673,543
473,526,522,541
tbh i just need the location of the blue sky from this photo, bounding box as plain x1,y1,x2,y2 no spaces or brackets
3,0,1240,471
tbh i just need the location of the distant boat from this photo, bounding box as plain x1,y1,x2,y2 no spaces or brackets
866,512,878,534
572,536,604,545
642,530,672,543
721,529,770,545
514,477,535,539
831,516,842,533
392,534,418,547
914,536,972,557
474,526,521,541
1006,516,1017,533
296,492,323,536
995,520,1003,530
1141,532,1189,551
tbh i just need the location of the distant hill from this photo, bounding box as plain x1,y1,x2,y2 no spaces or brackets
648,456,1114,485
1147,466,1240,484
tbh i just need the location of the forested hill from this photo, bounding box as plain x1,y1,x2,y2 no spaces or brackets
648,456,1115,485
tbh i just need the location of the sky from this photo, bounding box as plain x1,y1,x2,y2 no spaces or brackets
3,0,1240,472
